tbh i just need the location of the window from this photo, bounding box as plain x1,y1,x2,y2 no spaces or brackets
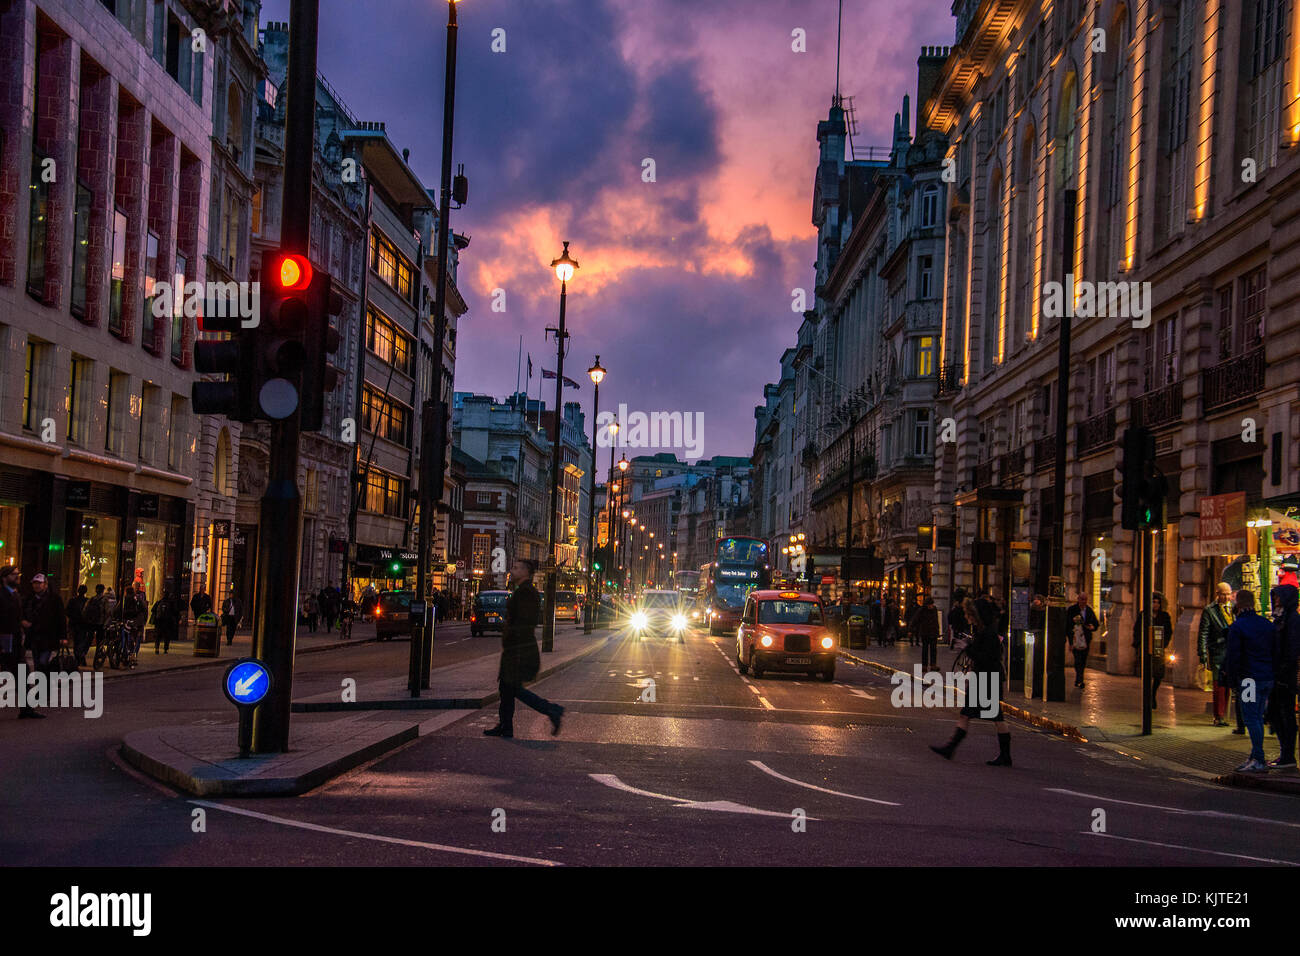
364,468,406,517
1144,315,1180,391
1103,10,1133,274
913,409,931,456
1040,380,1054,432
172,252,187,362
920,187,939,228
362,385,411,446
71,183,92,317
251,186,262,236
1160,0,1196,237
982,172,1004,372
477,491,493,506
67,357,90,445
139,383,160,464
365,308,412,374
1244,0,1289,172
23,343,37,430
109,210,127,335
106,371,128,455
142,231,159,349
472,533,491,571
1238,266,1266,353
168,394,188,470
27,149,50,298
305,468,320,512
370,229,414,301
918,256,934,299
1085,350,1116,417
916,336,934,377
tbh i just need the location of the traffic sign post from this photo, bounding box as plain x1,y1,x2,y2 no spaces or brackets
223,658,273,759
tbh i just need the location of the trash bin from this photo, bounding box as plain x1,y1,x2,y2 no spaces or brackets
847,614,867,649
193,612,221,658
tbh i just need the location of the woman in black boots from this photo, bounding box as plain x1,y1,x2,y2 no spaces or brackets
930,596,1012,766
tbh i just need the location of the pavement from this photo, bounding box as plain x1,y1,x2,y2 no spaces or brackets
119,624,609,795
8,620,1300,867
838,639,1300,791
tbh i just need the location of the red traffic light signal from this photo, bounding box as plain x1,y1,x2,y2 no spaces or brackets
275,253,313,291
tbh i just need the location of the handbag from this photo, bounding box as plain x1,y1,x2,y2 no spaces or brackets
1072,622,1088,651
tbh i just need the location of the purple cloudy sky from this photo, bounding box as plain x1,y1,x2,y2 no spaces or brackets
261,0,951,458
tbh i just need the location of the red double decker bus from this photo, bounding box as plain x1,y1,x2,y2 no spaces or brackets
700,536,770,635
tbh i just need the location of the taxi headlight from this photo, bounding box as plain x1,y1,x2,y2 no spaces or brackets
672,614,687,630
760,635,773,647
631,611,648,630
821,636,834,649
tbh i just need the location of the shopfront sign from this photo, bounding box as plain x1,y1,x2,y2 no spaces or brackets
1197,492,1247,557
138,495,159,519
212,520,231,537
67,482,91,509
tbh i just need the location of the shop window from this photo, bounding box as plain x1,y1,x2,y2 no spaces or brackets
0,505,21,574
106,371,128,455
134,519,170,608
78,515,120,593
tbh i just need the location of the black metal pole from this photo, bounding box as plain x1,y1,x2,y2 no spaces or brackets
411,0,459,694
542,277,568,652
583,372,600,633
1141,530,1152,734
843,413,855,602
250,0,317,753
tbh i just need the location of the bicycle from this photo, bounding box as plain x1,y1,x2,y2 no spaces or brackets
99,620,139,670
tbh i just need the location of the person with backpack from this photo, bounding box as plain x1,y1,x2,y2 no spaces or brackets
1065,591,1100,688
930,596,1012,766
1223,589,1277,773
151,590,179,654
1269,584,1300,769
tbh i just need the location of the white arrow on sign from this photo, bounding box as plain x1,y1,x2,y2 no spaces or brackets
235,671,264,696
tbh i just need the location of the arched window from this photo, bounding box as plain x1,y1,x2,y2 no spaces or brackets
1103,5,1133,275
1013,124,1037,346
1055,71,1079,190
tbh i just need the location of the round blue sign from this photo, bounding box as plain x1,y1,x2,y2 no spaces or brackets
224,658,272,707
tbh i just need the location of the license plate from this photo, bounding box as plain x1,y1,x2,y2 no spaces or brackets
785,657,811,665
488,616,500,623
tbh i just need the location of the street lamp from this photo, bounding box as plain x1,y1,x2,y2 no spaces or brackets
583,355,606,633
542,241,579,653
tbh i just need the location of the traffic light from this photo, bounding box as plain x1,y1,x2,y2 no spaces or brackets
244,250,314,422
192,287,255,420
299,268,344,432
420,399,450,500
1120,426,1168,531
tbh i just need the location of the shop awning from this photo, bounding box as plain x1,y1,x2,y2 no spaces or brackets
884,561,906,576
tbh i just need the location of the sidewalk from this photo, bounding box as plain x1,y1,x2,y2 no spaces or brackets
839,640,1299,792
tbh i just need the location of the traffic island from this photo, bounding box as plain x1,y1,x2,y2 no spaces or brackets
120,715,420,796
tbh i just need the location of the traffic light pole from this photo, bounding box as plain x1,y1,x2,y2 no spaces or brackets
250,0,317,753
411,0,459,695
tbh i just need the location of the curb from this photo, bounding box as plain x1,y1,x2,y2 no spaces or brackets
118,722,419,797
838,649,1088,741
98,635,385,682
291,632,612,713
1215,770,1300,794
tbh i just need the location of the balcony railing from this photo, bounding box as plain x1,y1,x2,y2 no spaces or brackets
1131,379,1183,429
1033,434,1056,470
1077,407,1117,456
1002,445,1026,477
937,362,964,396
972,460,994,489
1202,348,1265,415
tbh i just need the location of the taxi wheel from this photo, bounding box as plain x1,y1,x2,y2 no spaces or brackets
819,667,835,682
737,651,748,674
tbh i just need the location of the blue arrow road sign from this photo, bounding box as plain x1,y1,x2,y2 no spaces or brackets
224,658,272,707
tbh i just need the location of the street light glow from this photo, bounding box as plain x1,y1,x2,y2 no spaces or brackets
551,240,578,282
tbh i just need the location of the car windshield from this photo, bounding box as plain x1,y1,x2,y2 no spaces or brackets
379,592,412,610
477,593,507,608
556,592,577,604
758,600,822,625
643,593,677,608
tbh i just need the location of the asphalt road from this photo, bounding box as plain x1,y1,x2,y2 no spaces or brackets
4,621,1300,867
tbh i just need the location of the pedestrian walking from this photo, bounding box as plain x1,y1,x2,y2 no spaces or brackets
1199,581,1240,730
1065,591,1099,688
221,588,241,646
0,565,40,719
190,586,212,621
930,596,1011,766
22,573,67,676
484,558,563,739
948,589,968,647
904,593,923,647
917,593,941,670
84,584,107,665
1223,589,1277,773
1132,592,1174,701
151,590,179,654
1269,584,1300,769
67,584,91,667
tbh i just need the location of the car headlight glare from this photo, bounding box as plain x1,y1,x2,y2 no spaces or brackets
631,611,648,630
672,614,687,630
760,635,773,647
821,636,834,649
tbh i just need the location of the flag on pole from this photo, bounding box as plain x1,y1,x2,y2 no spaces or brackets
527,354,533,379
542,369,581,389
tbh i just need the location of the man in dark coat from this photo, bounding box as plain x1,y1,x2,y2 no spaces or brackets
151,590,180,654
916,594,941,670
22,573,67,673
221,587,241,646
67,584,90,666
1199,581,1239,729
1133,592,1174,700
1224,589,1276,772
1065,591,1100,688
484,558,563,739
190,586,212,621
0,565,40,718
1269,585,1300,769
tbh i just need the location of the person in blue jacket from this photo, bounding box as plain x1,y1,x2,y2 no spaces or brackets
1224,589,1277,773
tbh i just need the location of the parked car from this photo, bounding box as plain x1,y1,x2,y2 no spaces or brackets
374,590,413,640
737,589,837,681
471,590,510,637
551,590,581,623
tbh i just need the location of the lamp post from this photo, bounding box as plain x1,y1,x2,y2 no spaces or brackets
409,0,464,696
542,242,578,653
583,356,606,633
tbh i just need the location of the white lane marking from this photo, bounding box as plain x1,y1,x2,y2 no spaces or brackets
1082,831,1300,866
749,760,901,806
190,800,562,866
1047,788,1300,830
847,688,877,700
746,684,761,695
589,773,815,819
757,696,775,710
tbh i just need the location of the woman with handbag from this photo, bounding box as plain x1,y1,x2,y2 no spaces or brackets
1066,591,1100,688
930,597,1012,766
